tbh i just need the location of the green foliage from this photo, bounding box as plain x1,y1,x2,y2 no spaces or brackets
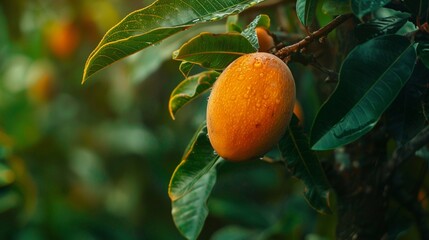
172,32,256,69
311,35,416,150
279,116,332,214
172,168,220,240
4,0,429,237
355,12,411,42
77,0,429,239
404,0,429,17
179,61,195,78
169,71,219,121
240,14,271,49
226,15,242,32
351,0,391,18
168,124,222,240
386,62,429,144
296,0,319,26
417,41,429,69
322,0,352,15
82,0,265,82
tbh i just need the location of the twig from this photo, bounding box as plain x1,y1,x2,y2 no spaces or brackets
310,60,339,82
287,52,339,82
275,14,354,60
384,125,429,182
274,32,306,44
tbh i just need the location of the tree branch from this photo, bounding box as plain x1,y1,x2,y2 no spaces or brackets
384,125,429,182
275,14,354,60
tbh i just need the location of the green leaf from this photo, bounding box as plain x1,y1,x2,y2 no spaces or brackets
169,71,220,119
298,71,321,131
241,14,271,50
296,0,319,26
386,62,429,145
172,32,256,69
355,12,411,42
171,162,221,240
169,124,220,200
310,35,416,150
169,124,222,240
279,115,332,214
126,23,224,84
179,61,196,78
226,15,242,32
404,0,429,17
417,41,429,69
229,23,243,33
351,0,391,18
322,0,352,15
82,0,265,83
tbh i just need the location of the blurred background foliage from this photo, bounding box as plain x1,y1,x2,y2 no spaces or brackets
0,0,336,239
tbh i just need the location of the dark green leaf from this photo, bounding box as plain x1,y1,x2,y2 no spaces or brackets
169,71,219,119
171,161,221,240
351,0,391,18
171,162,221,240
169,124,222,240
296,0,319,26
386,62,429,145
404,0,429,17
172,32,256,69
241,14,271,50
311,35,416,150
418,41,429,69
179,61,196,78
169,124,220,199
279,116,332,214
298,71,321,132
82,0,265,82
322,0,352,15
355,12,410,42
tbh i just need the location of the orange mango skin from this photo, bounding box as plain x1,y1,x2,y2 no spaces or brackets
256,27,275,52
207,52,296,161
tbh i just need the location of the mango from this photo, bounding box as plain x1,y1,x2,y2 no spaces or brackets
207,52,296,161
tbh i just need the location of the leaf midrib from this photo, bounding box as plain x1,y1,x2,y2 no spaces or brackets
316,40,413,145
287,127,326,195
176,50,250,59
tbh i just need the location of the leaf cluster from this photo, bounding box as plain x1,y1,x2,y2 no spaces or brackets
82,0,429,239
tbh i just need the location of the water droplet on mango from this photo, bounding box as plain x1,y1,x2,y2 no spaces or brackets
253,60,262,68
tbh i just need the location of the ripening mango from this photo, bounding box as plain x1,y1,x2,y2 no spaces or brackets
255,27,275,52
207,52,296,161
46,20,80,59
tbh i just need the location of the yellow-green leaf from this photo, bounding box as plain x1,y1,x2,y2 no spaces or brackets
169,71,220,119
172,32,256,69
169,124,223,239
82,0,265,83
